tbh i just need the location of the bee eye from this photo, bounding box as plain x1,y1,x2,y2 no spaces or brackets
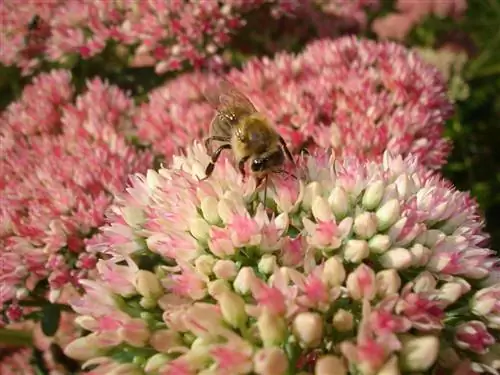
251,158,265,172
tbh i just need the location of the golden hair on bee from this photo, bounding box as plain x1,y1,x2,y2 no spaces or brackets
201,79,295,200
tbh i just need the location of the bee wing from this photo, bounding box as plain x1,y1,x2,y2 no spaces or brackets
204,79,258,127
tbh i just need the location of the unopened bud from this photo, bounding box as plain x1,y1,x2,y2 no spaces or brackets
343,239,369,263
195,254,216,276
258,255,277,275
368,234,391,254
346,264,376,301
293,312,323,347
218,291,247,329
201,196,220,224
321,256,346,287
376,269,401,297
233,267,256,295
213,260,237,280
134,270,163,300
257,310,287,346
376,199,400,230
328,186,349,219
409,244,431,267
332,309,354,332
400,335,440,372
362,180,385,210
189,218,210,241
254,347,288,375
207,279,230,298
315,355,346,375
413,271,437,293
379,248,412,270
354,212,378,239
144,353,169,372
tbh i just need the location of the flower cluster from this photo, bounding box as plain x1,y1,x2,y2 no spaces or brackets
372,0,467,41
0,0,378,76
0,70,153,318
64,143,499,374
136,36,453,169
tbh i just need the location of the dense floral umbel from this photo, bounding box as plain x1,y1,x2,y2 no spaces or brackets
135,36,453,169
0,70,153,315
0,0,378,76
65,143,499,375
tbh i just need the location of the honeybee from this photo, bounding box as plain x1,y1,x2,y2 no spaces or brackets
202,79,295,189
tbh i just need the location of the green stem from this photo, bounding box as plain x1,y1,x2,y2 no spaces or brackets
0,328,33,346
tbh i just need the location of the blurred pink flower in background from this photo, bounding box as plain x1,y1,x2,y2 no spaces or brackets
135,36,453,169
0,70,153,318
373,0,467,41
63,143,499,374
0,0,382,76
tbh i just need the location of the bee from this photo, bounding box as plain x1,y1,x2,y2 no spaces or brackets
202,79,295,193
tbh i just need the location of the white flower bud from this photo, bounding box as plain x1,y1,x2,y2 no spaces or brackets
343,239,370,263
195,254,216,276
293,312,323,347
213,260,237,280
362,180,385,210
315,355,347,375
254,348,288,375
134,270,163,300
312,196,333,222
400,335,440,372
409,243,431,267
207,279,230,298
332,309,354,332
376,199,400,230
144,353,169,372
258,255,277,275
257,310,287,346
438,282,467,306
413,271,437,293
368,234,391,254
218,291,247,329
354,212,378,239
376,269,401,297
189,218,210,241
379,248,412,270
321,256,346,287
328,186,349,218
303,182,322,211
201,196,220,224
233,267,256,295
346,264,376,301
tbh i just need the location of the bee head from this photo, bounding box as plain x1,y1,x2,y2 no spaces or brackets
251,148,285,173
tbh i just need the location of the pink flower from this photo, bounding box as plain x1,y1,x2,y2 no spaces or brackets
136,37,452,169
0,70,153,317
66,145,498,374
373,0,467,41
471,284,500,329
454,321,495,354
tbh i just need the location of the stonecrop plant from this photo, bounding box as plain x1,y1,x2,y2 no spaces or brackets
64,143,500,375
0,70,153,323
135,36,453,169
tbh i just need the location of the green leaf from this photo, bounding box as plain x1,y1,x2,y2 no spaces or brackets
41,303,61,337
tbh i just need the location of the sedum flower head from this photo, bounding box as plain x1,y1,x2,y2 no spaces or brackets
136,36,453,169
0,70,153,318
0,0,377,76
66,143,499,374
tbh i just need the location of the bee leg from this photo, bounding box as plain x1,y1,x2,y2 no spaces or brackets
238,156,250,180
279,136,295,164
203,144,232,180
204,136,230,151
